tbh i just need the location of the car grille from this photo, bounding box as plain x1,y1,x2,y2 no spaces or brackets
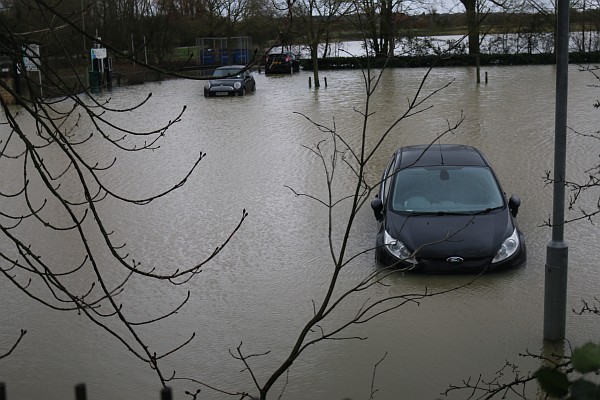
417,257,491,272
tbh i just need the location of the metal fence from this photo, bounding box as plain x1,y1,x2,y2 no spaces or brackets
195,36,252,66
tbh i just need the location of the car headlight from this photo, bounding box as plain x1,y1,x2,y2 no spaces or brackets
204,82,211,90
234,82,242,89
384,230,416,264
492,228,520,263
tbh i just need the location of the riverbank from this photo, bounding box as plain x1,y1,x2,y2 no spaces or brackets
299,51,600,70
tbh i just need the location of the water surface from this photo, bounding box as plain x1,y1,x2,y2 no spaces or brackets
1,64,599,400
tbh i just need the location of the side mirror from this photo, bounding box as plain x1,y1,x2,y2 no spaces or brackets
508,195,521,217
371,196,384,221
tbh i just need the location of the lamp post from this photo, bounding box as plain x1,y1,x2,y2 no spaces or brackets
544,0,570,341
81,0,86,55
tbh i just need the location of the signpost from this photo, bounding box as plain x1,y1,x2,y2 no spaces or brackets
89,40,112,89
22,44,43,97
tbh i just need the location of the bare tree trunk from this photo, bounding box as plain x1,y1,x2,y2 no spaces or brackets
312,46,320,88
461,0,480,56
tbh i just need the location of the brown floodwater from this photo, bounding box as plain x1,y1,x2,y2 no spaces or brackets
1,64,599,400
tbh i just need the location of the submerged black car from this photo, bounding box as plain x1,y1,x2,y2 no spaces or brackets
371,144,526,273
204,65,256,97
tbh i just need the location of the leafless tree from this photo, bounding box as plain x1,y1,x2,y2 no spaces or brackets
542,65,600,225
443,64,600,400
0,0,249,390
0,330,26,361
351,0,424,57
287,0,354,87
1,1,482,399
164,18,478,399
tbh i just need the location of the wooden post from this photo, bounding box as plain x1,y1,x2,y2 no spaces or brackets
161,387,173,400
485,71,488,84
324,77,328,87
0,382,6,400
75,383,87,400
308,77,311,88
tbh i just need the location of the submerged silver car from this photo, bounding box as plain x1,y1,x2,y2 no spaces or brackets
204,65,256,97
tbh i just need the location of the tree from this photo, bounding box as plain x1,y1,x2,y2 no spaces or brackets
288,0,353,88
353,0,403,57
0,0,248,390
2,1,475,399
457,0,510,83
0,330,26,361
444,302,600,400
443,64,600,400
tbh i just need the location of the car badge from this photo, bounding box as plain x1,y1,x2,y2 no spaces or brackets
447,256,464,265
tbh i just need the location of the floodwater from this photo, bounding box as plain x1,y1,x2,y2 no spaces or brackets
1,64,600,400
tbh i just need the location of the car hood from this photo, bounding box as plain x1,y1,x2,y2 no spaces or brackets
386,210,514,259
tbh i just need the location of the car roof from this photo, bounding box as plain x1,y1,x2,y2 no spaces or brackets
216,65,246,70
394,144,490,170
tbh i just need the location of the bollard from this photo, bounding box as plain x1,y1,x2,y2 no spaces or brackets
75,383,87,400
485,71,488,84
308,77,311,88
324,77,327,87
161,386,173,400
0,382,6,400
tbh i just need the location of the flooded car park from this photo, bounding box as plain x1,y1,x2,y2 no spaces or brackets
1,65,599,400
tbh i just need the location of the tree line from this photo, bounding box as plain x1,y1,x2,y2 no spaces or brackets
1,0,599,67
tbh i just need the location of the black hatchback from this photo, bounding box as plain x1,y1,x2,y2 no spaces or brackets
371,144,526,273
264,52,300,74
204,65,256,97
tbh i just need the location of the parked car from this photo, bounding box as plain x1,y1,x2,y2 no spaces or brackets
370,144,526,273
204,65,256,97
264,52,300,74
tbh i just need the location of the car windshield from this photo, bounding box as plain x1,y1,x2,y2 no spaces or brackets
390,166,505,214
213,68,242,78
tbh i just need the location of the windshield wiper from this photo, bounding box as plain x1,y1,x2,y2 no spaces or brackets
428,206,504,216
472,206,503,215
404,206,503,216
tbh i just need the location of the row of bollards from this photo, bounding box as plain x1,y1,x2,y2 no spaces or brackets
74,384,173,400
0,383,173,400
306,74,491,87
308,76,327,88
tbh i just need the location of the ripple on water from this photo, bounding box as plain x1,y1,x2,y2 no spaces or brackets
2,65,599,400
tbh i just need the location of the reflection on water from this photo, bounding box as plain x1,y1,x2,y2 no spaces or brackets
1,65,599,400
